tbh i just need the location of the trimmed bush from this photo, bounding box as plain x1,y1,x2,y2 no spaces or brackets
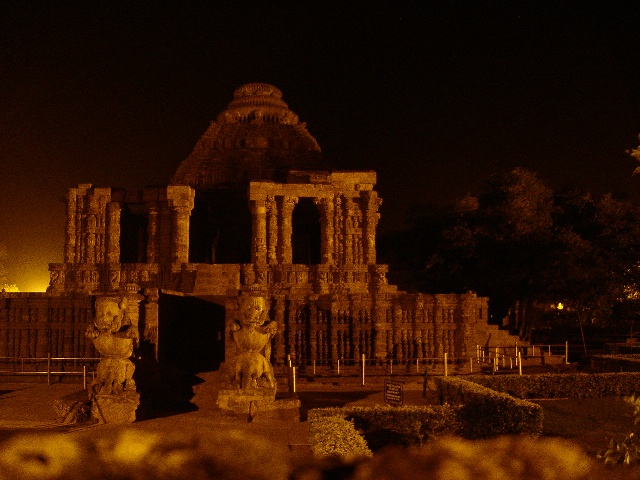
590,354,640,373
438,377,543,438
309,405,460,448
308,415,372,461
465,372,640,399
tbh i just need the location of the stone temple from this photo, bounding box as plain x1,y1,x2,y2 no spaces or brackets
0,84,519,378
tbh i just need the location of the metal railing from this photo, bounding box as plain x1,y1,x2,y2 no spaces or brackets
0,355,100,388
274,342,571,385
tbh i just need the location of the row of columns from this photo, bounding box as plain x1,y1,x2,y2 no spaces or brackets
64,185,194,266
268,294,482,363
250,191,381,266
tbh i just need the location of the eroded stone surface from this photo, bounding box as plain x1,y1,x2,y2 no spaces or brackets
0,84,524,375
85,294,141,423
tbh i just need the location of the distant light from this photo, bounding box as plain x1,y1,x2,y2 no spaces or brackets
1,284,20,293
22,280,49,293
557,302,564,310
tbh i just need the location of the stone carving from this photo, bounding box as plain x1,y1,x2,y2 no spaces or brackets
217,291,281,417
32,83,520,377
228,293,277,391
85,295,140,423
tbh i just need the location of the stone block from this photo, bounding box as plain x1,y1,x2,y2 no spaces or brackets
91,393,140,424
54,390,92,424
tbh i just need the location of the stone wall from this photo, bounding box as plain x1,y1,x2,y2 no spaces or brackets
222,291,493,365
0,293,96,362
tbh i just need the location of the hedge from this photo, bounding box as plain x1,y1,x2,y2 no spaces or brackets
437,377,543,438
589,355,640,373
309,405,460,448
307,415,373,461
463,372,640,399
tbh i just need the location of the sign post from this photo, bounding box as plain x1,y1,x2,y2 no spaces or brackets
384,379,404,406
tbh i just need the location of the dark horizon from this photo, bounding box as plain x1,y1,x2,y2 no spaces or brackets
1,2,639,291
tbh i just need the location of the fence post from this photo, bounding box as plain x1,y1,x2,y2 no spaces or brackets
337,358,340,375
289,366,296,394
565,341,569,364
47,353,51,385
469,357,473,373
390,359,393,375
444,353,448,377
518,352,523,375
361,354,365,386
313,359,316,376
83,365,87,390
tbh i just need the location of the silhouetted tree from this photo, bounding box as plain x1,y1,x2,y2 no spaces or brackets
382,167,640,335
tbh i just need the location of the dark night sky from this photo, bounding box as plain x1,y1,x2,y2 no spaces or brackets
1,1,639,291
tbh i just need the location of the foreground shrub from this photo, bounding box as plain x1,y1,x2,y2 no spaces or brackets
465,372,640,399
293,436,615,480
599,395,640,466
438,377,543,438
0,428,290,480
308,415,372,461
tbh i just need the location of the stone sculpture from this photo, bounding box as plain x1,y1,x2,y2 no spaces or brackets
229,293,277,391
85,295,140,423
217,291,280,416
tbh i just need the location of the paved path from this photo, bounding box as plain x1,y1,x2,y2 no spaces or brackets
0,373,436,455
0,379,309,457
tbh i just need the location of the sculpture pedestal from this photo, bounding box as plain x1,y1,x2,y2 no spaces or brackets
216,388,276,414
216,388,301,421
91,392,140,424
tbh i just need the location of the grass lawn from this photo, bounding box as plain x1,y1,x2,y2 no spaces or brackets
532,397,636,456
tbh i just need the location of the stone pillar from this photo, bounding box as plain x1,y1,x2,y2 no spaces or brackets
170,206,190,263
165,187,194,264
330,305,339,362
251,199,268,265
85,214,97,264
434,303,443,358
287,300,297,360
146,206,159,263
64,189,78,263
143,288,159,359
372,297,391,361
333,196,343,264
266,196,278,264
274,297,286,363
363,191,381,264
344,198,354,264
106,202,121,264
279,196,298,264
309,300,318,361
316,197,334,264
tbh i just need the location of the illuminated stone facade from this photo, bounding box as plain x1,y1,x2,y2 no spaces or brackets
0,84,518,367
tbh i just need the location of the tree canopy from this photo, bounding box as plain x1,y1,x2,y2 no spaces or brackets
379,167,640,334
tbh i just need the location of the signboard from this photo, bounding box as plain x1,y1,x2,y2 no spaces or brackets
384,380,404,406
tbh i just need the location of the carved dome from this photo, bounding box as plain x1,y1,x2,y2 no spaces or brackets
171,83,325,188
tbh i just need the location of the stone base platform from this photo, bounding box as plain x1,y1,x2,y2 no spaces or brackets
216,388,301,422
91,392,140,424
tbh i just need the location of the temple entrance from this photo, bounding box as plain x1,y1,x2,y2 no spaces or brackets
189,188,252,264
157,293,226,373
292,198,321,265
